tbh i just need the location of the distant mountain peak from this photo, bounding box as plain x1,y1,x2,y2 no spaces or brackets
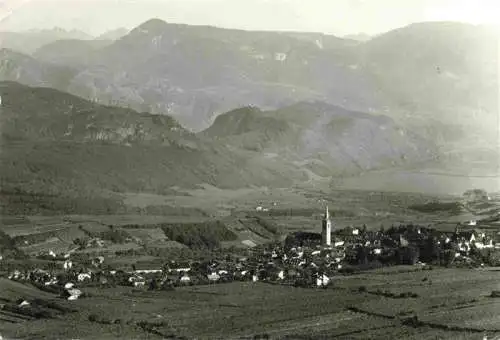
134,18,169,34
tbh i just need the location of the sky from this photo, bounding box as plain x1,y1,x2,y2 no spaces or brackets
0,0,499,36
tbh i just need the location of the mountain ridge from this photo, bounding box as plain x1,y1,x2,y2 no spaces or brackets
0,82,437,200
21,19,494,136
202,102,437,176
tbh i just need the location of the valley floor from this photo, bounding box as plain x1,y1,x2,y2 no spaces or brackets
1,187,499,339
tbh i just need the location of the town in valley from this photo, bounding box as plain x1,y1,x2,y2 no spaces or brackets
0,1,499,339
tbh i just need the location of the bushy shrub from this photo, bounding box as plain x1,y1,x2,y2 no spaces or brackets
398,292,419,298
490,290,500,298
338,267,356,275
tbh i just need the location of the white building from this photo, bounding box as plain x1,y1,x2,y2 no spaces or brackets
63,260,73,270
78,273,91,282
274,52,287,61
316,273,330,287
207,273,220,281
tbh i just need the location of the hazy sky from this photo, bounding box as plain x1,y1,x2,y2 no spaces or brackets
0,0,499,36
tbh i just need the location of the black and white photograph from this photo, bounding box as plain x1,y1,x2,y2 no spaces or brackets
0,0,499,339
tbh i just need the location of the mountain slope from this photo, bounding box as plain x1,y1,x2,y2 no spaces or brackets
33,39,114,66
62,19,379,131
96,28,130,40
0,82,306,201
0,81,186,144
343,33,371,42
359,22,499,169
201,102,437,176
0,49,78,90
360,22,498,117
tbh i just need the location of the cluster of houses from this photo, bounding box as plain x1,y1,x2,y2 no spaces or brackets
2,206,500,299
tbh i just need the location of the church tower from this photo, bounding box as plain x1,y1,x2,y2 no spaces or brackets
322,205,332,246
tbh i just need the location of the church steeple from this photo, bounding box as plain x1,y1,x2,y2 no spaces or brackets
322,204,332,246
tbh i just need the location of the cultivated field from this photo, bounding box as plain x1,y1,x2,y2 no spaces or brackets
0,267,499,339
0,187,478,238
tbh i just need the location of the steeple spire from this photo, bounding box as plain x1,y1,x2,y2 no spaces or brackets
322,203,332,247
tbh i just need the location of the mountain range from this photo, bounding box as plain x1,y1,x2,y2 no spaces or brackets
0,27,129,56
0,19,498,206
1,20,496,139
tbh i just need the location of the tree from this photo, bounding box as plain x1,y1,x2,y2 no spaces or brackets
487,251,500,266
380,224,385,233
356,246,369,265
148,278,158,291
398,246,420,265
441,249,456,267
420,237,441,263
